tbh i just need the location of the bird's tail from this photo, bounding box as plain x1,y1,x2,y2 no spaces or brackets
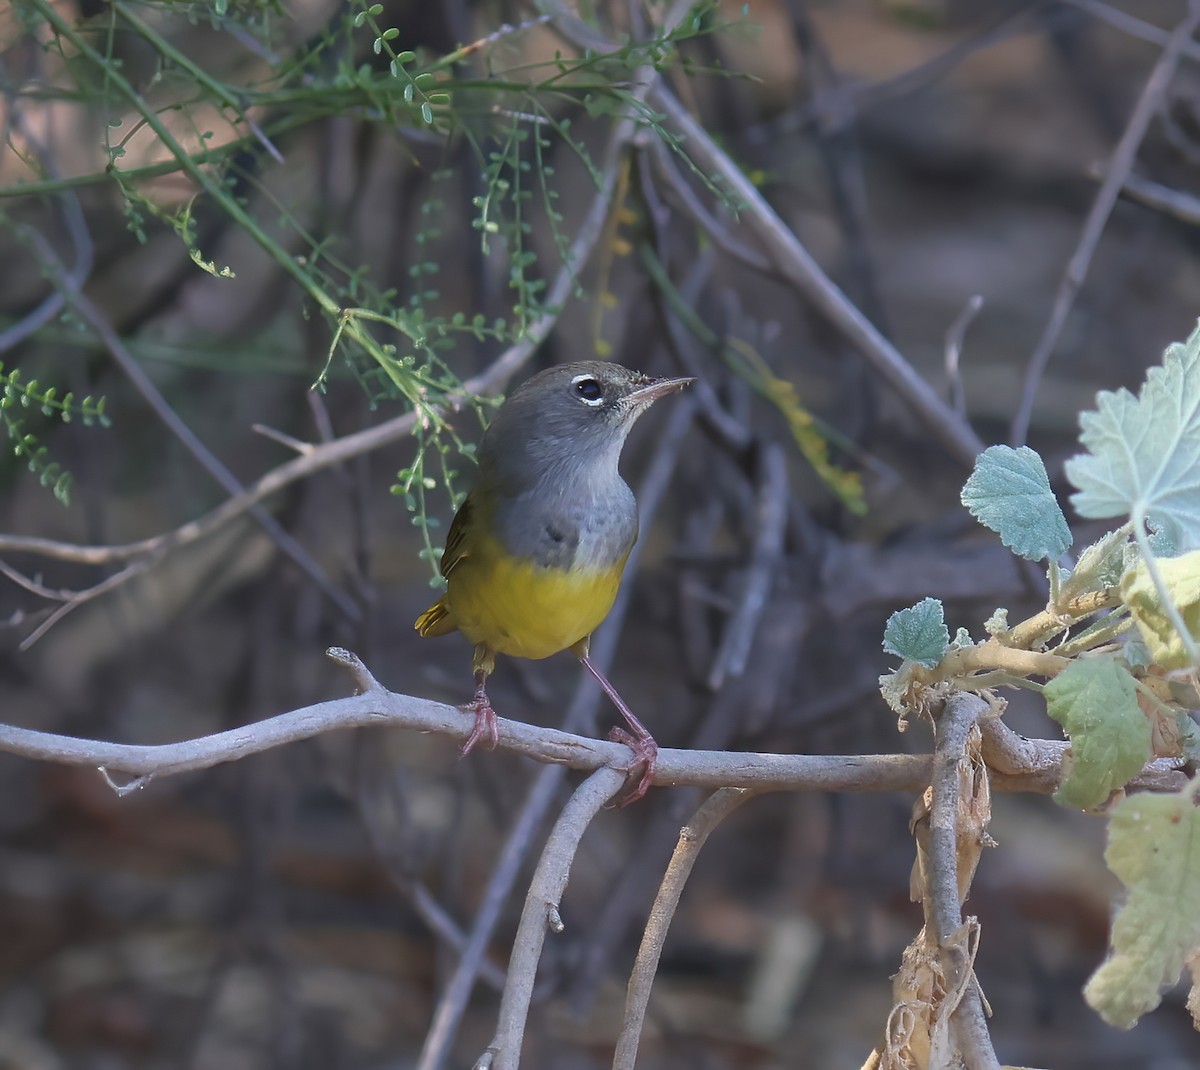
414,597,456,637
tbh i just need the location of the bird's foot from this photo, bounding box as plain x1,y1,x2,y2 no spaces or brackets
607,725,658,807
460,685,500,755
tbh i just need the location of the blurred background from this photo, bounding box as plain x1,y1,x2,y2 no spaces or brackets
2,0,1200,1066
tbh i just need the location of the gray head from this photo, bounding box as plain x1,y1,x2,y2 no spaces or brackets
476,362,693,491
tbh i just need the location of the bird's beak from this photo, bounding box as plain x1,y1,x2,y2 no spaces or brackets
626,375,696,408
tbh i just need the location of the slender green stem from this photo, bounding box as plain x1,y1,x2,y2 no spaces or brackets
28,0,411,388
1133,515,1199,668
114,2,284,162
1053,612,1132,659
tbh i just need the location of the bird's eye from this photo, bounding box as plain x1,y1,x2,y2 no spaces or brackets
571,375,604,406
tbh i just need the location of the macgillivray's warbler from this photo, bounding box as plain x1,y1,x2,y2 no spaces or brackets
414,361,693,802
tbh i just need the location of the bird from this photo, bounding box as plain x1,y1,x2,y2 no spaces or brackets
414,360,693,802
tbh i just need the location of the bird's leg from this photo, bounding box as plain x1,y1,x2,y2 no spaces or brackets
578,653,657,805
462,647,500,755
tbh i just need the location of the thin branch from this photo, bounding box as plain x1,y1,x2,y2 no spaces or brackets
414,739,575,1070
944,293,984,420
0,91,633,620
657,94,984,465
21,229,361,624
707,443,788,688
0,558,74,602
649,94,983,467
1097,166,1200,225
612,787,753,1070
1062,0,1200,62
646,137,772,274
1009,0,1200,445
16,558,154,651
114,1,284,165
548,9,985,469
479,767,627,1070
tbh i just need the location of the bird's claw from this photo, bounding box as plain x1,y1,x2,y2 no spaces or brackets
461,688,500,755
607,726,658,807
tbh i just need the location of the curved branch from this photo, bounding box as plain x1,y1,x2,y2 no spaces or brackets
479,768,626,1070
612,787,753,1069
1009,0,1200,445
546,9,986,469
0,81,633,590
0,646,932,791
0,648,1187,800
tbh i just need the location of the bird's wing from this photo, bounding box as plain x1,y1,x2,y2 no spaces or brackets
439,494,474,578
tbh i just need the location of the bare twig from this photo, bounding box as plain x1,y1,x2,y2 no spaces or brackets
1062,0,1200,62
480,768,626,1070
16,558,154,650
944,294,984,420
0,107,94,354
0,559,74,602
790,4,889,334
707,444,789,688
355,792,509,992
0,648,1182,797
646,137,773,274
0,110,630,632
1094,165,1200,225
548,9,985,469
612,787,753,1070
648,87,985,468
637,160,755,453
22,230,361,624
1010,0,1200,445
414,738,576,1070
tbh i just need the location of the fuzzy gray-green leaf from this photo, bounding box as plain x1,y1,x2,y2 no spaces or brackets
883,597,949,669
961,445,1071,561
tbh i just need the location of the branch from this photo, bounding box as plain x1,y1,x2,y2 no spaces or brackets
0,645,922,790
18,228,359,625
478,768,626,1070
0,648,1187,800
612,787,753,1070
707,443,788,688
1009,0,1200,445
926,693,1000,1070
1062,0,1200,62
547,8,985,469
0,102,632,638
979,714,1189,795
926,694,986,946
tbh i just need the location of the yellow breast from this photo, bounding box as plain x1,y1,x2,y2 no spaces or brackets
443,531,625,660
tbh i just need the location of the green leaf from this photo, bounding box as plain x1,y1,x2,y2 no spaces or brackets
1061,528,1129,601
1065,325,1200,550
1044,658,1150,809
961,445,1071,561
882,597,949,668
1119,549,1200,670
1084,787,1200,1027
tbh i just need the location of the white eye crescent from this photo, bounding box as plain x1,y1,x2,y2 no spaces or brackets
571,374,604,406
